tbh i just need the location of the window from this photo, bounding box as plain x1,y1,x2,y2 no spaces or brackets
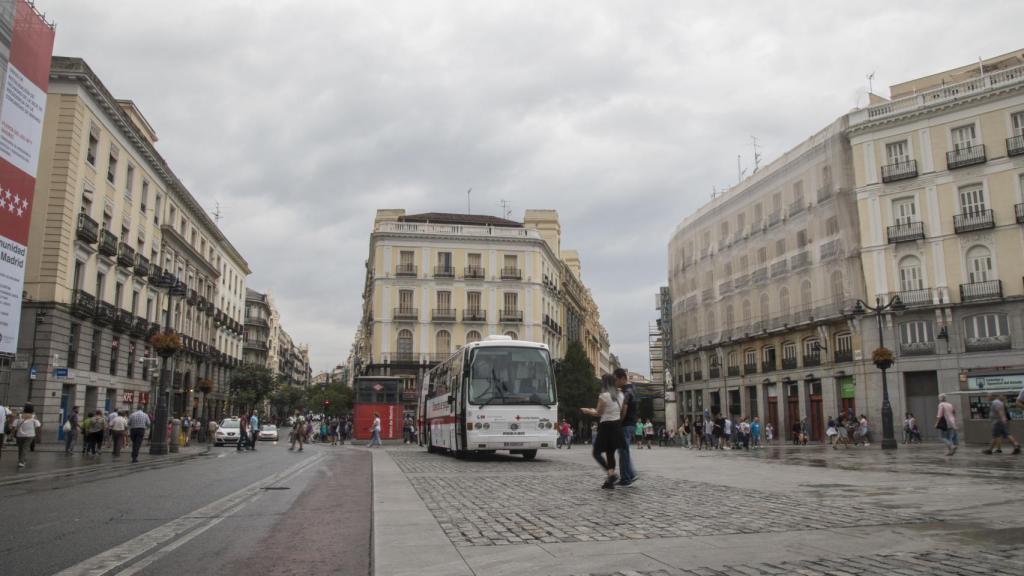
893,197,917,225
739,255,749,273
963,314,1008,339
736,212,746,235
467,291,481,311
504,331,518,340
741,299,751,324
96,272,106,301
110,336,119,376
825,216,839,236
725,304,735,329
720,221,729,241
951,124,976,151
886,140,910,164
142,347,151,381
744,349,757,368
757,247,767,265
125,164,135,195
140,180,149,213
772,193,782,212
503,292,518,311
398,289,414,311
131,291,139,315
154,194,162,224
107,149,118,184
126,341,135,378
836,332,852,354
958,184,986,214
87,128,99,166
898,256,924,291
782,341,797,360
503,254,518,270
73,260,84,291
900,321,933,344
1012,111,1024,137
437,251,452,271
466,330,482,344
753,203,763,224
775,238,786,257
796,229,808,248
727,351,738,368
830,271,844,306
793,181,804,205
759,292,770,321
779,286,790,317
761,346,776,367
704,310,716,333
90,329,101,372
435,330,451,355
801,280,812,312
966,246,992,283
436,290,451,310
68,324,80,369
396,329,413,359
803,338,819,357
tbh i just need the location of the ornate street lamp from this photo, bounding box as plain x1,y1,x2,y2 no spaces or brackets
149,277,187,455
850,294,906,450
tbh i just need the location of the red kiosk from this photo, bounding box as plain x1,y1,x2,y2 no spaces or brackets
353,376,403,441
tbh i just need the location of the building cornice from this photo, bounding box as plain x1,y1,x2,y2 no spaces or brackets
160,224,220,279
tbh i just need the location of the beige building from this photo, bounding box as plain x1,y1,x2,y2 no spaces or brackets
353,209,608,414
244,288,311,387
669,116,867,442
847,50,1024,442
12,57,249,431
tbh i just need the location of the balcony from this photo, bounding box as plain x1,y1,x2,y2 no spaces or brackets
499,309,523,322
817,186,833,203
768,210,781,228
431,308,457,321
393,307,419,320
691,370,702,381
95,301,116,325
117,242,135,268
733,273,749,290
205,302,215,317
790,251,810,271
395,264,417,277
132,316,149,337
770,260,788,278
761,360,776,373
820,239,840,261
881,159,919,183
803,353,821,367
752,267,768,285
433,266,455,279
953,209,994,234
960,280,1002,302
743,363,758,375
246,316,268,327
148,264,163,284
834,349,853,363
134,254,149,277
788,200,805,218
1008,135,1024,157
148,322,160,336
76,213,99,244
187,289,198,306
701,288,714,302
464,266,485,279
462,309,486,322
893,288,933,307
965,336,1011,352
500,267,522,280
113,309,133,333
71,289,96,318
99,230,118,257
244,339,268,351
709,366,720,379
718,280,733,296
946,144,986,170
727,366,740,377
1016,203,1024,224
900,341,935,357
887,221,925,243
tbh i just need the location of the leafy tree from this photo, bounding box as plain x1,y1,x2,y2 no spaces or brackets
555,340,598,438
270,385,306,420
305,381,354,417
229,364,277,414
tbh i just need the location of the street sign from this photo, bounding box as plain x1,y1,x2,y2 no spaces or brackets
52,367,68,378
29,366,36,380
372,383,384,392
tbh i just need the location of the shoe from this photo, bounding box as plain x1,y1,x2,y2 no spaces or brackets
995,449,1002,453
951,446,957,455
982,449,993,454
601,479,615,489
18,462,25,468
1014,446,1021,455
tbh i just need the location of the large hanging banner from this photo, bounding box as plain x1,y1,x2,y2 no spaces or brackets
0,0,54,354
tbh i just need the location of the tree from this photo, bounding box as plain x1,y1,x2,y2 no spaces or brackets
228,364,277,414
270,385,306,420
305,381,354,417
555,340,598,439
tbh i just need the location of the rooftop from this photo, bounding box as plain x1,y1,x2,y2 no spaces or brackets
400,212,523,228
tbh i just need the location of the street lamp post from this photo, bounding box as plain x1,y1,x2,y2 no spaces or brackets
850,295,906,451
150,278,186,455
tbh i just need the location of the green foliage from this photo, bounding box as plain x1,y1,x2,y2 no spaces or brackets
229,364,277,413
270,385,306,419
305,381,354,417
555,340,598,436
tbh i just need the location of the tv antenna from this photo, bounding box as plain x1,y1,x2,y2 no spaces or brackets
866,71,876,94
737,155,747,184
467,188,472,214
751,136,762,173
498,199,512,220
211,201,223,224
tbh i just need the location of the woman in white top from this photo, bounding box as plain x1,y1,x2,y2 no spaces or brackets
14,404,41,468
935,394,959,456
581,374,625,489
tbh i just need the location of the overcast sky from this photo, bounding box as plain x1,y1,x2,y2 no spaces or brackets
42,1,1023,374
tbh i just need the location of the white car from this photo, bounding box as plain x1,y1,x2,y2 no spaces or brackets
214,418,242,446
258,424,279,442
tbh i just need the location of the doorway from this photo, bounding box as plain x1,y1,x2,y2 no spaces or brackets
766,384,778,434
904,371,939,441
786,383,800,442
807,380,823,441
838,376,856,421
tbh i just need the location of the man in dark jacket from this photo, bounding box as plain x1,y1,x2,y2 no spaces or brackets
614,368,638,485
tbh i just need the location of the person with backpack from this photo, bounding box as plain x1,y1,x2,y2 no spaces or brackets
614,368,638,486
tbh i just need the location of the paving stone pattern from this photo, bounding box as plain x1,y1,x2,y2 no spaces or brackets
577,546,1024,576
389,449,590,475
403,457,928,547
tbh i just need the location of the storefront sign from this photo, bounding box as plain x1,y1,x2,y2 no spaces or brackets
121,391,134,404
967,374,1024,392
839,376,856,399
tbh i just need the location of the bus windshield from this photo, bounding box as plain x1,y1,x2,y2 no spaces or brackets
467,346,555,406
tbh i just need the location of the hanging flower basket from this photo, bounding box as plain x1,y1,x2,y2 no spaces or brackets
197,378,214,394
871,347,894,370
149,330,182,358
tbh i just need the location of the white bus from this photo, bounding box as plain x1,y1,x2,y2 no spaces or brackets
418,336,558,460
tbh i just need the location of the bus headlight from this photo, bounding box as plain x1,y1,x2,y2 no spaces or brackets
510,423,519,431
537,422,544,429
483,422,490,429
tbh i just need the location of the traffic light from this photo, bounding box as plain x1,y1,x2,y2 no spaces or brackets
324,400,330,406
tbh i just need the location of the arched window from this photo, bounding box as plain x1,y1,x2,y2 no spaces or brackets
725,304,735,329
742,299,752,324
705,310,716,334
779,286,791,318
504,331,518,340
966,245,992,283
435,330,451,355
466,330,482,344
898,256,923,291
800,280,812,312
830,271,844,307
759,292,770,321
396,329,413,360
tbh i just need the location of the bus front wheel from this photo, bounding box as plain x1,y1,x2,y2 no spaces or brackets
521,450,537,461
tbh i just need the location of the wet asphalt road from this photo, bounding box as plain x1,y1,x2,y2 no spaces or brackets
0,440,371,576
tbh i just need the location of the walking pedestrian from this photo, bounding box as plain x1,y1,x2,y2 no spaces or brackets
289,412,305,451
367,412,383,447
679,418,691,448
0,402,9,460
614,368,638,485
643,418,654,449
181,415,192,447
935,394,959,456
249,411,259,451
723,416,733,449
739,417,751,450
581,374,625,489
703,414,715,450
86,410,106,456
128,406,150,463
63,406,80,454
110,410,128,457
751,417,762,449
765,422,775,445
207,418,218,445
826,416,838,446
13,404,41,469
982,392,1020,455
558,419,571,449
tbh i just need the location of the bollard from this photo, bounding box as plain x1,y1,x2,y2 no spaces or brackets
170,418,181,453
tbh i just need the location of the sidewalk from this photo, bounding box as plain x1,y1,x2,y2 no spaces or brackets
0,439,210,483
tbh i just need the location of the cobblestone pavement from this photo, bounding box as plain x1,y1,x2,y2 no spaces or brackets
576,545,1024,576
392,449,928,547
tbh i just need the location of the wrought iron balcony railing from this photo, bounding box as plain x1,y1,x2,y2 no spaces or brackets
881,159,918,182
953,209,994,234
462,309,486,322
499,309,523,322
691,370,702,381
803,353,821,367
134,254,149,277
887,221,925,243
727,366,740,377
431,308,457,321
71,289,96,318
834,349,853,363
960,280,1002,302
393,307,418,320
781,357,797,370
709,366,720,379
464,266,485,279
95,301,116,325
117,242,135,268
761,360,777,373
433,266,455,278
743,363,758,375
132,316,149,337
76,213,99,244
395,263,417,277
1008,134,1024,157
99,230,118,257
893,288,932,307
500,267,522,280
113,309,133,332
946,144,986,170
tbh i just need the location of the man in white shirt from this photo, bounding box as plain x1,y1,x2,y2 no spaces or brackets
14,404,41,468
110,411,128,457
0,403,10,461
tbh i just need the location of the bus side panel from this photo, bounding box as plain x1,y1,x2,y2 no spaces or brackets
426,394,455,451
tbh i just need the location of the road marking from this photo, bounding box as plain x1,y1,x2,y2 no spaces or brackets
51,452,323,576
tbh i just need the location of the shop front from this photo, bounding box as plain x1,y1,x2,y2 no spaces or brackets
962,373,1024,444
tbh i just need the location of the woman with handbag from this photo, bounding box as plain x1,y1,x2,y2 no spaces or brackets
581,374,625,489
936,394,958,456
